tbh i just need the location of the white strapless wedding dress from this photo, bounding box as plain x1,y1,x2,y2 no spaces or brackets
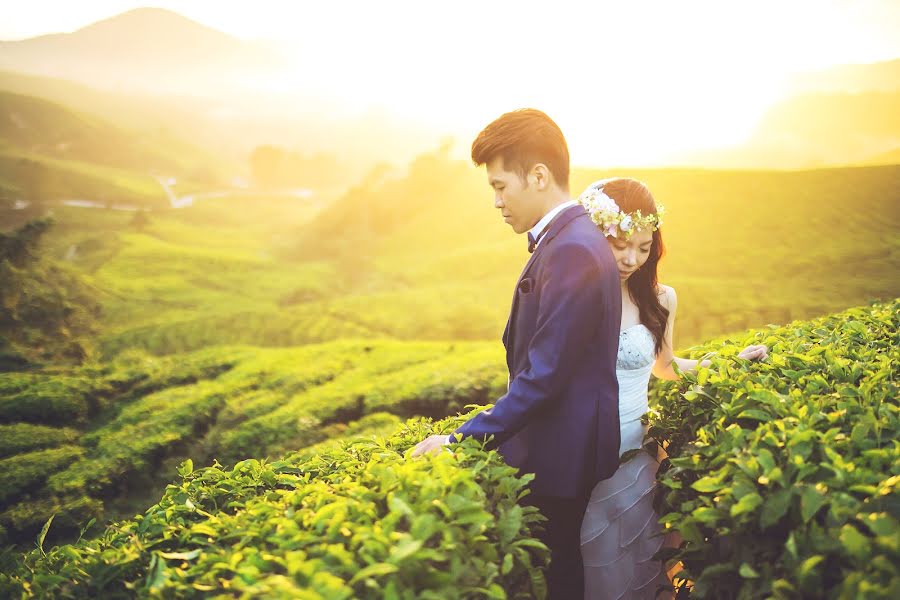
580,324,671,599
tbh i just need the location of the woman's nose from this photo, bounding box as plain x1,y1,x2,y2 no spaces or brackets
622,252,637,266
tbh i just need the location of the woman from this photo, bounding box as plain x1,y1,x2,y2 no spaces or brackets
576,178,768,599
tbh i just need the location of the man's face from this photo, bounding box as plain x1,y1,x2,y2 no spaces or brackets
486,157,542,234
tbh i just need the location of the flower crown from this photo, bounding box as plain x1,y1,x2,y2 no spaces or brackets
576,180,665,239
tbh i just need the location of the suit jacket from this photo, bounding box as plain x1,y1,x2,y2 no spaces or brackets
453,203,622,499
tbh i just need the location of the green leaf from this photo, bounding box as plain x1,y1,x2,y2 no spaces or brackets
177,458,193,477
736,409,770,421
389,538,422,562
159,548,202,561
730,493,763,517
37,514,54,558
739,562,760,578
350,563,399,585
760,489,792,529
797,555,824,589
691,507,720,524
756,448,776,473
502,553,514,575
801,486,827,522
691,475,726,493
839,525,871,561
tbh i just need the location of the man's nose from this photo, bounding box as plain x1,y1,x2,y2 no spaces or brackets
494,194,504,208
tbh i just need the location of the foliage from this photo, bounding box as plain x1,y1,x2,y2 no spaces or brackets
0,217,101,368
648,299,900,599
2,412,550,599
0,423,80,458
0,340,505,546
0,446,84,504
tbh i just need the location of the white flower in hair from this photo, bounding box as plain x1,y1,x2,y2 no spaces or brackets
576,179,665,240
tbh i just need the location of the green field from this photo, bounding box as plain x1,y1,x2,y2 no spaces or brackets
1,300,896,598
21,154,898,362
2,82,899,598
0,340,507,545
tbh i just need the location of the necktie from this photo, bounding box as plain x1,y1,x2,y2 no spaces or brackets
527,226,549,253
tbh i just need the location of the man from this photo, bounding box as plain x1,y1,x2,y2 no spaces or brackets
413,109,622,598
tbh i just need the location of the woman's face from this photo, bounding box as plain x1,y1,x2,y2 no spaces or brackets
607,228,653,281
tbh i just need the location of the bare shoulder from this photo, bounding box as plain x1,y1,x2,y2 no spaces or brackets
656,283,677,310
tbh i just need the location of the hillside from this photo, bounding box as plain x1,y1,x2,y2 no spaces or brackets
1,299,896,598
0,339,506,546
0,8,282,96
0,89,242,212
0,90,223,179
292,153,900,344
674,59,900,168
12,153,895,361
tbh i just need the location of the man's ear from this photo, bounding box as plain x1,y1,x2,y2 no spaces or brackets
529,163,551,191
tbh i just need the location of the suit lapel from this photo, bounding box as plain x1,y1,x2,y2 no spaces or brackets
514,204,586,289
504,204,588,363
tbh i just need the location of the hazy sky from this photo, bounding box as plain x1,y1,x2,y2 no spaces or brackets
2,1,899,165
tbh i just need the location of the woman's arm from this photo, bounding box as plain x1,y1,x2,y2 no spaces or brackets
651,285,768,381
651,285,691,380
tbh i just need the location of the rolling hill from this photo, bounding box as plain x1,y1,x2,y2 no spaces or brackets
0,8,282,97
16,148,897,361
673,59,900,169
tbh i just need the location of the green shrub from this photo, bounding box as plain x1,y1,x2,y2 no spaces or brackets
648,299,899,599
0,376,92,425
0,495,103,542
0,423,79,458
0,445,84,504
4,412,550,599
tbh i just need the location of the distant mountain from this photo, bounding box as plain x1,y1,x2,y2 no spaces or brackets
673,59,900,168
0,7,284,96
864,147,900,165
0,90,227,179
789,59,900,94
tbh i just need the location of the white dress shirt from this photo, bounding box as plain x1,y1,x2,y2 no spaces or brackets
528,200,579,250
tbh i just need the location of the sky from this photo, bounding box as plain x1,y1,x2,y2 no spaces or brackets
2,1,899,165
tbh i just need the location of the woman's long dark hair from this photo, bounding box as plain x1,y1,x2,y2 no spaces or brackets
600,178,669,355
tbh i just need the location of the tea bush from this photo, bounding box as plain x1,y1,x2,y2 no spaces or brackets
0,423,79,458
2,412,550,599
649,299,899,599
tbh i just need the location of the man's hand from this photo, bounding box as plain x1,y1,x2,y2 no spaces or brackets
411,435,451,457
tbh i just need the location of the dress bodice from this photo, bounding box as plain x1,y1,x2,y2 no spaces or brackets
616,324,656,454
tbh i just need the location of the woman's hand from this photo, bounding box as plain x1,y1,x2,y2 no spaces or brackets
738,344,769,361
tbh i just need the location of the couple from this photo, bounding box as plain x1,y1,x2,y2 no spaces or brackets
412,109,767,599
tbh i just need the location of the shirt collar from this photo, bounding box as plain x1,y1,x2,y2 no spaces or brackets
528,200,578,247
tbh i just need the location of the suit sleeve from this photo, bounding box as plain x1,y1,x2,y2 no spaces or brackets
452,241,610,448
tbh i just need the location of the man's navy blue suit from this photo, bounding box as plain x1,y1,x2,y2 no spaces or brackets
453,203,622,598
